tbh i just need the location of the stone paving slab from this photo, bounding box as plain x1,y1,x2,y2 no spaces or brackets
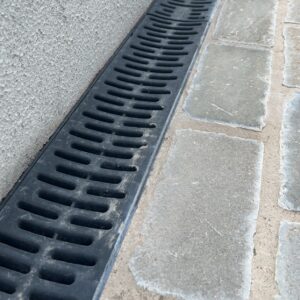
129,130,263,300
276,221,300,299
280,94,300,211
283,26,300,88
184,43,271,131
286,0,300,23
214,0,276,47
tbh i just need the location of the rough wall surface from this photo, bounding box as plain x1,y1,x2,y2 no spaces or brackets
0,0,151,200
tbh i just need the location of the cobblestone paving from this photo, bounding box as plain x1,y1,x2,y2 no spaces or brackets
129,130,263,300
214,0,277,47
280,94,300,211
184,43,271,130
283,26,300,88
276,221,300,299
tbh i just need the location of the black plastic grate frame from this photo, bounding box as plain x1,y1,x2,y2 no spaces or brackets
0,0,217,299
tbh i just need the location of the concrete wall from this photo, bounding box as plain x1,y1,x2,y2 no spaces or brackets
0,0,152,200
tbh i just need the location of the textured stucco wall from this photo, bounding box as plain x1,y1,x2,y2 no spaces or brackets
0,0,151,200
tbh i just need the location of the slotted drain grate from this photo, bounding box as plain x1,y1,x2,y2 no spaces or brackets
0,0,216,299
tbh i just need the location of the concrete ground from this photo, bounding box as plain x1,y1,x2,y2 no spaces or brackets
102,0,300,299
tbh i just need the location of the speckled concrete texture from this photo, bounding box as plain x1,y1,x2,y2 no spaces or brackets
283,26,300,88
286,0,300,23
129,130,263,300
280,94,300,211
214,0,277,47
184,43,271,131
275,221,300,299
0,0,151,200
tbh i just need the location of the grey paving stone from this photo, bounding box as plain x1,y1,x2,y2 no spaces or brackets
184,43,271,131
214,0,276,47
130,130,263,300
276,221,300,299
283,26,300,88
286,0,300,23
280,94,300,211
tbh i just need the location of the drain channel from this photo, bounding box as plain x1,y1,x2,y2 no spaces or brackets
0,0,216,299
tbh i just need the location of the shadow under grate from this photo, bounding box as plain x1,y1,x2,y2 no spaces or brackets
0,0,217,299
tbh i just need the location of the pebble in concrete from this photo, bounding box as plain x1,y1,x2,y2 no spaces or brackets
130,130,263,300
276,221,300,299
214,0,276,47
283,26,300,88
184,43,271,131
280,94,300,211
286,0,300,23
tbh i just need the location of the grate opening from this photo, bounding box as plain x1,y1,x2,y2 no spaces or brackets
30,290,75,300
39,267,76,285
18,201,59,220
70,216,113,231
101,161,138,172
37,174,76,191
0,277,16,295
51,249,97,267
54,150,91,165
0,252,31,274
0,231,40,254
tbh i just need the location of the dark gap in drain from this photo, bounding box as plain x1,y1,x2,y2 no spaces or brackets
108,90,159,102
126,63,173,74
89,173,122,184
39,190,72,207
86,187,126,199
37,174,76,191
0,231,40,253
74,201,109,213
56,165,88,179
140,41,184,50
18,201,59,220
117,76,167,87
69,129,104,143
133,51,179,61
123,55,149,65
52,249,97,266
141,88,171,94
101,161,137,172
71,142,102,155
70,216,113,231
104,80,133,91
123,120,156,129
130,44,155,53
83,110,115,123
93,94,125,107
54,150,90,165
0,277,16,294
113,140,147,149
30,290,76,300
114,67,141,77
133,104,164,110
103,149,133,159
39,267,75,285
0,252,31,274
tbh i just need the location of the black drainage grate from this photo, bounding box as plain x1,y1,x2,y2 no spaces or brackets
0,0,216,299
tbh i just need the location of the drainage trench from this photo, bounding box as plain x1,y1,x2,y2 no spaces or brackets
0,0,216,299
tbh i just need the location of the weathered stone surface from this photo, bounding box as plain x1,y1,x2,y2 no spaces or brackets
280,94,300,211
283,26,300,88
130,130,263,300
286,0,300,23
184,43,271,131
214,0,276,47
276,221,300,299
